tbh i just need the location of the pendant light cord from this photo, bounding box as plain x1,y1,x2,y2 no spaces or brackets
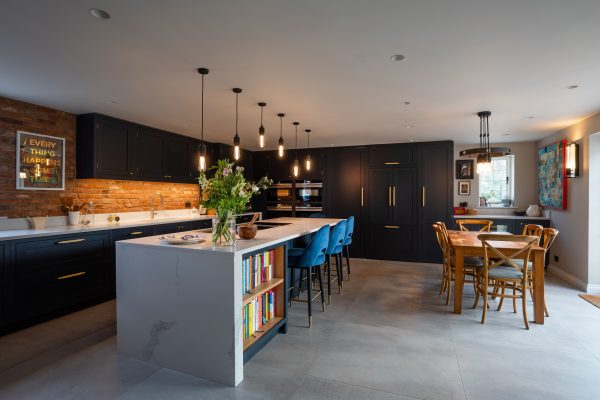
201,73,204,142
235,92,239,134
280,116,283,139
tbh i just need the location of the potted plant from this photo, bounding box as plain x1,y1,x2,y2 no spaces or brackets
198,160,271,246
60,196,86,225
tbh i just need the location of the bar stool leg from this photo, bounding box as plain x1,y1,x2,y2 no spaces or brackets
344,245,351,280
326,255,332,304
289,267,295,307
307,266,313,328
316,264,325,312
336,253,343,291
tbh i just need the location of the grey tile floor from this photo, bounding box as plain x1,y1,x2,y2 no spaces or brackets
1,259,599,400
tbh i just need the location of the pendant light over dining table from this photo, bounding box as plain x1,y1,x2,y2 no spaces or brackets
292,122,300,177
277,113,285,158
304,129,311,171
232,88,242,160
197,67,209,171
257,102,266,148
459,111,511,174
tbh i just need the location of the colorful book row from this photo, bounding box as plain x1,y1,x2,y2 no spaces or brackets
242,250,275,294
243,289,276,340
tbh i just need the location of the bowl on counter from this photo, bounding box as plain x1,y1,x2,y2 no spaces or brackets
513,211,527,216
237,224,258,240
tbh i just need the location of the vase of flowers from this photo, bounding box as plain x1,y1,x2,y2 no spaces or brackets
198,160,271,246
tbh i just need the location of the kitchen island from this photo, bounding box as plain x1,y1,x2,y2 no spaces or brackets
116,217,340,387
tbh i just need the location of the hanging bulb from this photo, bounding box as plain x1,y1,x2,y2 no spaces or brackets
277,113,285,158
258,102,266,148
197,67,209,171
306,155,311,171
259,130,265,148
476,153,491,174
199,144,207,171
278,138,284,157
304,129,311,171
233,133,241,161
293,160,299,177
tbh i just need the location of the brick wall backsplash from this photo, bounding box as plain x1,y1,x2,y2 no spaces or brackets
0,96,199,218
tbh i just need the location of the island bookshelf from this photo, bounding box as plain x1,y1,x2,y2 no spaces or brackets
241,243,287,361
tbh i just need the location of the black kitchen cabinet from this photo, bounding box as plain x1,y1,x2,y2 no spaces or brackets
418,142,453,262
164,134,193,182
514,219,550,234
132,126,164,180
368,144,416,167
152,219,212,235
268,152,292,181
112,226,155,242
325,148,363,257
6,232,112,329
295,149,326,180
0,243,8,330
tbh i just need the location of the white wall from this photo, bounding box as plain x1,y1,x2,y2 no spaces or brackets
453,141,538,214
588,133,600,289
537,112,600,292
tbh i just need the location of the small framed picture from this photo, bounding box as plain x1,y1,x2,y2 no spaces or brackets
456,159,474,179
458,181,471,195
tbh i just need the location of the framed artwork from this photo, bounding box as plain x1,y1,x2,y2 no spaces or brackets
538,140,568,210
456,159,474,179
16,131,65,190
458,181,471,195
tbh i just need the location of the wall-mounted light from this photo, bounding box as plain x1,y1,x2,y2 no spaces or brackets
565,142,579,178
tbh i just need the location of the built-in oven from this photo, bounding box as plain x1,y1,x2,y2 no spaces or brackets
266,182,293,211
294,181,323,213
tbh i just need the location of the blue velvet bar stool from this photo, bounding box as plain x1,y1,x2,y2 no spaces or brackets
342,216,354,281
288,225,329,328
324,220,347,304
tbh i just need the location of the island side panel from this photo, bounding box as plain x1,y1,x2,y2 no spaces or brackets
116,242,242,386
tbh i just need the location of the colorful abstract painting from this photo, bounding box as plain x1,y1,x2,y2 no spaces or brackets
538,140,568,209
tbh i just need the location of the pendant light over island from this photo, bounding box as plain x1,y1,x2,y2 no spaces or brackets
258,102,266,148
232,88,242,160
304,129,311,171
277,113,285,158
292,122,300,177
197,67,209,171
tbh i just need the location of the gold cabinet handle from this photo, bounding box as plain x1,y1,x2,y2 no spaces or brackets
57,271,86,280
393,186,396,206
56,238,86,245
129,231,144,236
388,186,392,206
361,187,364,207
422,186,426,208
384,162,400,165
384,225,400,229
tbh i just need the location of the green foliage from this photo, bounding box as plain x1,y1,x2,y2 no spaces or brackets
198,159,272,216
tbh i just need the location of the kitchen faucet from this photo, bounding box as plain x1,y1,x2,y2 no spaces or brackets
150,192,164,220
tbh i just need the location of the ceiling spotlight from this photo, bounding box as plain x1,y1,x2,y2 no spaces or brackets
406,124,414,128
401,101,411,106
525,116,535,119
89,8,110,19
502,133,510,136
409,139,416,142
106,100,117,104
390,54,405,62
566,85,579,90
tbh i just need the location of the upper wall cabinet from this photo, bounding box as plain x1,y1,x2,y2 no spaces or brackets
368,144,416,167
77,114,204,184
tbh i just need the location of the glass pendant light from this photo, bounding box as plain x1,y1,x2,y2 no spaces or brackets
197,67,209,171
277,113,285,158
304,129,312,170
292,122,300,177
258,102,266,148
232,88,242,160
459,111,510,174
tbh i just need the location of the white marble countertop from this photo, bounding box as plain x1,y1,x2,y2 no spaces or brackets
116,217,342,255
453,214,550,220
0,212,256,242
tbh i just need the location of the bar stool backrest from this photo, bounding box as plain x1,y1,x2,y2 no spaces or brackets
326,220,347,255
343,216,355,245
296,225,330,268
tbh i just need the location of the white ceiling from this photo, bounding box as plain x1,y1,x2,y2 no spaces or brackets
1,0,600,150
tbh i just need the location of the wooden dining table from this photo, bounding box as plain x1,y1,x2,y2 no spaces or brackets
448,230,547,324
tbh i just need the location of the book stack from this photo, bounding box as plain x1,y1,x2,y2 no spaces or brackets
243,289,276,339
242,250,275,295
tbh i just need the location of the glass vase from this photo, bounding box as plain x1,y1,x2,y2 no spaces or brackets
212,211,236,246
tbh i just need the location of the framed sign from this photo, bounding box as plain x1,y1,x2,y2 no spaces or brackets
456,159,474,179
16,131,65,190
458,181,471,195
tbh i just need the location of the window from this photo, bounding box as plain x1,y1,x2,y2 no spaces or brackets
478,155,515,207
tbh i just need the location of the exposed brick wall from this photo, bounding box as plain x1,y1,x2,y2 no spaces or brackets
0,96,199,218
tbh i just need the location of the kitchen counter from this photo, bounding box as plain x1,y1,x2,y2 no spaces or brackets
454,214,550,220
116,217,341,387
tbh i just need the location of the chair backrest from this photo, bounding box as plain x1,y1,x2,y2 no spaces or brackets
296,225,330,268
326,220,347,255
457,219,493,232
541,228,559,251
435,221,449,238
432,223,452,264
477,234,539,276
343,216,355,244
522,224,543,237
309,213,326,218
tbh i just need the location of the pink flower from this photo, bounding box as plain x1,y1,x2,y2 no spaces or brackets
223,167,232,176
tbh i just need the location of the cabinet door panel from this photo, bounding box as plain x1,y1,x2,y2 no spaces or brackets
95,118,132,178
392,168,416,226
164,135,192,181
368,144,416,167
366,226,417,261
133,128,164,180
368,169,393,224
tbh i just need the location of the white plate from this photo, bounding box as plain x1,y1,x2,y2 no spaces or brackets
159,234,206,245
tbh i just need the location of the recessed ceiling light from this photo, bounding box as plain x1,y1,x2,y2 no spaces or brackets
330,144,335,147
107,100,117,104
525,116,534,119
389,54,405,62
183,124,190,127
409,139,416,142
566,85,579,90
502,133,510,136
406,124,414,128
401,101,411,106
89,8,110,20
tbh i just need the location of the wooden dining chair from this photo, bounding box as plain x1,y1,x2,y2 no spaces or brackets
475,234,539,329
522,224,543,237
433,222,484,305
457,219,493,232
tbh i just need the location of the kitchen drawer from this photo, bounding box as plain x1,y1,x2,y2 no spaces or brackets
0,243,7,282
368,144,416,167
14,232,111,278
113,226,155,242
152,220,211,235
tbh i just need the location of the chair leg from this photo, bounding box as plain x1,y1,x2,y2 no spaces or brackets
522,282,529,330
481,279,488,324
316,263,325,312
307,267,313,328
344,245,351,280
497,284,506,311
326,255,332,304
472,274,480,309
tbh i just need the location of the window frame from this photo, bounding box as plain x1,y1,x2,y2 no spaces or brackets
478,155,515,208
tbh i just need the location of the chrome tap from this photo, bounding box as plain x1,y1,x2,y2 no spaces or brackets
150,192,164,220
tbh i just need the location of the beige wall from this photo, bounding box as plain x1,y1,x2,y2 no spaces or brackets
453,141,538,215
537,112,600,292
